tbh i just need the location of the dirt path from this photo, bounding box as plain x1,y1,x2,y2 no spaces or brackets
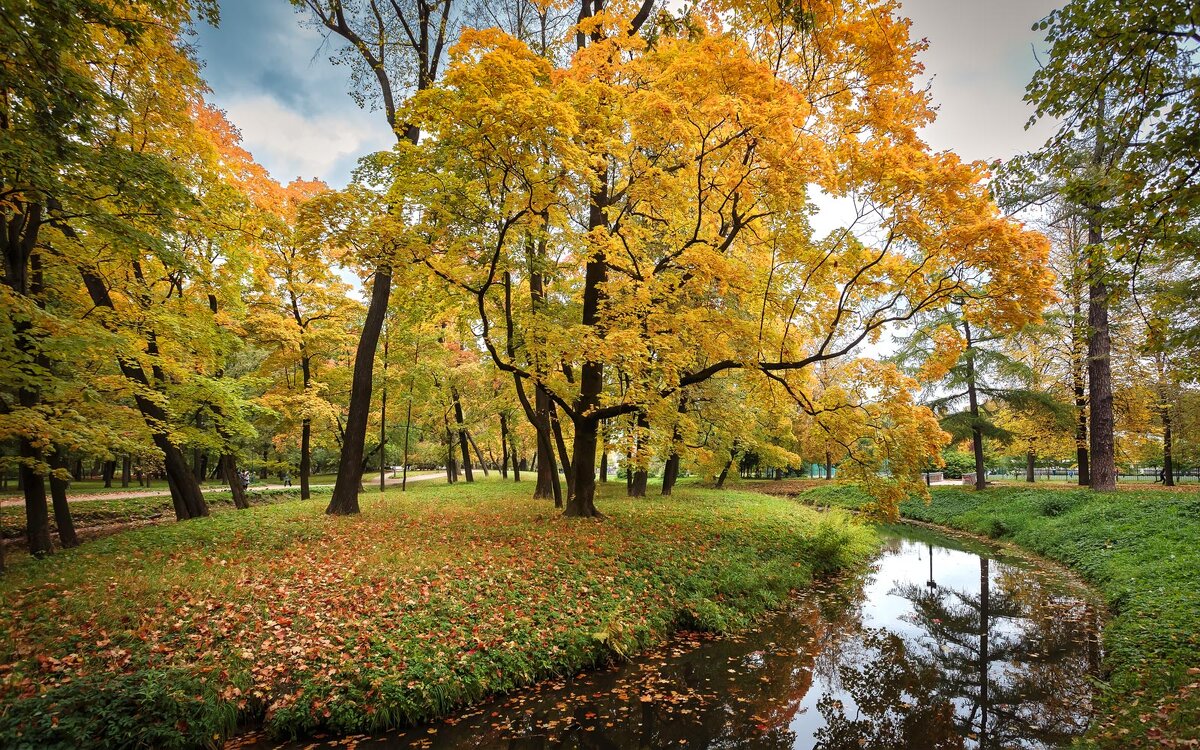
0,472,443,507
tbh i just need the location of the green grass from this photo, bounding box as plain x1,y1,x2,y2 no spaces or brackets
801,481,1200,749
0,478,874,749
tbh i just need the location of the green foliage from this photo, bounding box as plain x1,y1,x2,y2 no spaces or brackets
0,479,874,748
802,482,1200,748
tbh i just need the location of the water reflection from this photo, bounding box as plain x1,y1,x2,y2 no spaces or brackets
242,527,1102,750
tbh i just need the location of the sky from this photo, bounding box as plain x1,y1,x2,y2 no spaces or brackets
193,0,1061,190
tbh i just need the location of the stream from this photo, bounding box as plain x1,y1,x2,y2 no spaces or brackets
247,524,1104,750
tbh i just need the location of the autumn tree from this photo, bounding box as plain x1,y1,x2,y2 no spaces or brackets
290,0,457,515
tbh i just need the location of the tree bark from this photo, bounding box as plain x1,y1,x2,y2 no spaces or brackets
452,387,474,482
499,414,510,479
328,267,392,514
467,430,489,477
221,453,250,510
49,448,78,549
716,451,735,489
102,460,116,488
19,441,52,557
599,445,608,483
963,319,987,491
1072,326,1090,486
1025,449,1035,483
1160,376,1174,487
121,455,131,488
1086,221,1116,491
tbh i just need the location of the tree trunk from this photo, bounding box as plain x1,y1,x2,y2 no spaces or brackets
499,414,510,479
121,455,131,488
221,453,250,510
661,453,679,496
1161,382,1174,487
49,448,78,549
599,447,608,484
963,319,987,491
1025,449,1035,483
1073,339,1090,486
467,431,489,477
452,388,474,483
825,450,833,480
102,460,116,489
565,168,609,518
19,440,52,557
716,452,735,489
328,267,392,514
549,402,572,497
1086,221,1116,491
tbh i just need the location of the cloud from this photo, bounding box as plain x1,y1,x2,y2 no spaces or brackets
221,95,393,186
903,0,1060,162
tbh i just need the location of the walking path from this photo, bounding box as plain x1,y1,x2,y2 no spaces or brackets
0,472,443,507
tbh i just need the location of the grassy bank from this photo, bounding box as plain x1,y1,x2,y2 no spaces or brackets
800,482,1200,749
0,479,873,749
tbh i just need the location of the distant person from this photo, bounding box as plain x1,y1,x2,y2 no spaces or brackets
282,472,292,487
241,470,250,491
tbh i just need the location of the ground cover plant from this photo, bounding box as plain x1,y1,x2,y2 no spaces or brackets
799,482,1200,749
0,479,873,749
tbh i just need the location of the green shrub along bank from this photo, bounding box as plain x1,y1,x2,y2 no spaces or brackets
801,482,1200,748
0,480,874,749
0,488,330,540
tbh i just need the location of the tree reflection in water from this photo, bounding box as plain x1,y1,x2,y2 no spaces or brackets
814,541,1100,750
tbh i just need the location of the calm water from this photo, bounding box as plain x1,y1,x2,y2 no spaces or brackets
245,525,1103,750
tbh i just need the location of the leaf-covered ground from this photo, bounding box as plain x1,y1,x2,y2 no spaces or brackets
801,482,1200,749
0,479,873,749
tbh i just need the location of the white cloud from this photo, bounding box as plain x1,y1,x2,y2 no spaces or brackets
220,95,394,187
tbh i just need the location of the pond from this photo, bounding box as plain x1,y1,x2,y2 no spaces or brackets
246,524,1104,750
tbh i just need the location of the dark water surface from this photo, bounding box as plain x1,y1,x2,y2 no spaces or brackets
247,525,1103,750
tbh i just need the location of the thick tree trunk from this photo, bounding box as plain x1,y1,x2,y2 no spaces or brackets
661,454,679,496
221,453,250,510
715,452,734,489
1161,384,1174,487
19,441,52,557
49,448,79,548
1086,221,1116,491
328,267,392,514
499,414,510,479
963,320,987,491
565,172,609,518
549,402,572,498
467,431,489,477
102,460,116,488
121,455,131,488
1025,449,1035,483
452,388,474,483
1073,341,1090,486
825,450,833,480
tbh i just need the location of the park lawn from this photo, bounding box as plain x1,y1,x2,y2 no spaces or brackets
0,478,873,749
800,481,1200,749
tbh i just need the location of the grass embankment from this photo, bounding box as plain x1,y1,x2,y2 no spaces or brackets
0,489,326,541
800,482,1200,749
0,479,873,749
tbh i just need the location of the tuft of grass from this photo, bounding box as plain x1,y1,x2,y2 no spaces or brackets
801,482,1200,749
0,479,874,749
